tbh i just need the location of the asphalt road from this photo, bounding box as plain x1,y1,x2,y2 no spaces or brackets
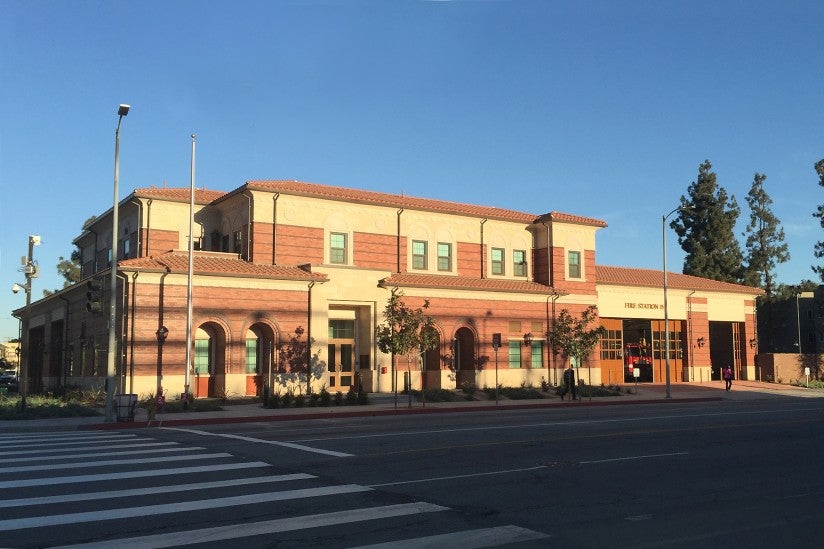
3,396,823,548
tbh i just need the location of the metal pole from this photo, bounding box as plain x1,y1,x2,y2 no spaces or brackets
185,134,195,400
20,237,36,411
796,292,801,355
106,107,128,422
495,347,499,405
662,209,680,399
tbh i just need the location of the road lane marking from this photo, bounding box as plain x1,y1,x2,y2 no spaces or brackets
161,427,353,457
0,433,139,444
351,525,551,548
580,452,688,464
0,473,315,508
0,444,194,464
0,461,270,489
0,484,372,531
0,452,233,474
368,465,547,487
0,440,176,457
51,502,448,548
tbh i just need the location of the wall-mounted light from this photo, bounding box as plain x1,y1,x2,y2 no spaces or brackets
749,338,757,349
523,332,533,347
156,326,169,343
697,337,706,348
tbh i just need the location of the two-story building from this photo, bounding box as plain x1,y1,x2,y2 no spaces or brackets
13,180,761,399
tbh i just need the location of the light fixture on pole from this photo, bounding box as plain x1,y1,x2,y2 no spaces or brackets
105,103,129,422
662,205,688,399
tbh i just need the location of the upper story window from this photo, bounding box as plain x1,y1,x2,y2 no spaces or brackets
491,247,504,275
330,232,348,264
412,240,428,270
513,249,527,277
233,230,242,254
568,250,582,279
437,242,452,272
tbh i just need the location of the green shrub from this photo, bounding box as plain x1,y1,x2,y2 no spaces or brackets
319,387,332,407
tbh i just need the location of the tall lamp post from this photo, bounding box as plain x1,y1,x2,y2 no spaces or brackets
14,235,40,411
662,206,687,399
105,104,129,422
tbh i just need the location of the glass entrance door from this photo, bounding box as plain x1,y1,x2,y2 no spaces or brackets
328,319,356,390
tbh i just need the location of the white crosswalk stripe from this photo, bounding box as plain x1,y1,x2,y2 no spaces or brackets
0,431,548,548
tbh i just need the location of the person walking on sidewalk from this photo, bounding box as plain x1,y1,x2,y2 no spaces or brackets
722,366,733,392
561,366,577,400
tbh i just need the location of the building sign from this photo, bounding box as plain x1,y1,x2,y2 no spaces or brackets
624,302,663,310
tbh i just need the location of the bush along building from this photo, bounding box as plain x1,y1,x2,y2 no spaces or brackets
13,180,762,400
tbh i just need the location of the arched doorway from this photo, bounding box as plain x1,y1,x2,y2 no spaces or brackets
245,323,276,397
193,322,226,398
423,328,442,391
454,327,476,388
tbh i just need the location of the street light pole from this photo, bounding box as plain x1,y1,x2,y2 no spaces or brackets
662,206,684,399
18,235,40,411
105,104,129,422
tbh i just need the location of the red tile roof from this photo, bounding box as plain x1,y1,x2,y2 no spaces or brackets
596,265,764,294
380,273,565,295
245,179,606,227
119,251,328,282
134,186,227,204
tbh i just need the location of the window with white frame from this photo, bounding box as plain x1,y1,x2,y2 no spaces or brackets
437,242,452,272
513,249,527,277
568,250,582,279
330,232,347,264
491,247,504,275
412,240,428,270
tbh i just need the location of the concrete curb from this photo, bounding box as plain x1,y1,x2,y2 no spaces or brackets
75,396,722,431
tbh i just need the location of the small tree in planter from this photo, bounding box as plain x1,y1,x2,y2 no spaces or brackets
546,305,606,395
376,288,438,409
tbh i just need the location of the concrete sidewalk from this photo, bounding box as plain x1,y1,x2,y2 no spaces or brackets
0,380,821,433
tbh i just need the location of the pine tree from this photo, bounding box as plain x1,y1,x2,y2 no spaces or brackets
813,159,824,282
742,173,789,295
671,160,743,283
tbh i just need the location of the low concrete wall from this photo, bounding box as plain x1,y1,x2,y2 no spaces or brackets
754,353,823,383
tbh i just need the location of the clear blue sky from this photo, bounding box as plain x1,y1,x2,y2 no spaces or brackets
2,0,822,343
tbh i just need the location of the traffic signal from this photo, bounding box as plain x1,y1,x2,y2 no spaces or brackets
86,280,103,313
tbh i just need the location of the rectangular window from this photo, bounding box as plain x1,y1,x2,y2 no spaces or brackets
508,341,521,369
233,230,243,254
513,250,527,277
491,247,504,275
568,251,581,279
412,240,428,270
437,242,452,272
600,329,623,360
328,319,355,339
194,339,210,374
531,341,543,369
245,339,257,374
330,232,347,264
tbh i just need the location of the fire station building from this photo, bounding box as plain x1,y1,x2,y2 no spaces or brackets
14,180,761,399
